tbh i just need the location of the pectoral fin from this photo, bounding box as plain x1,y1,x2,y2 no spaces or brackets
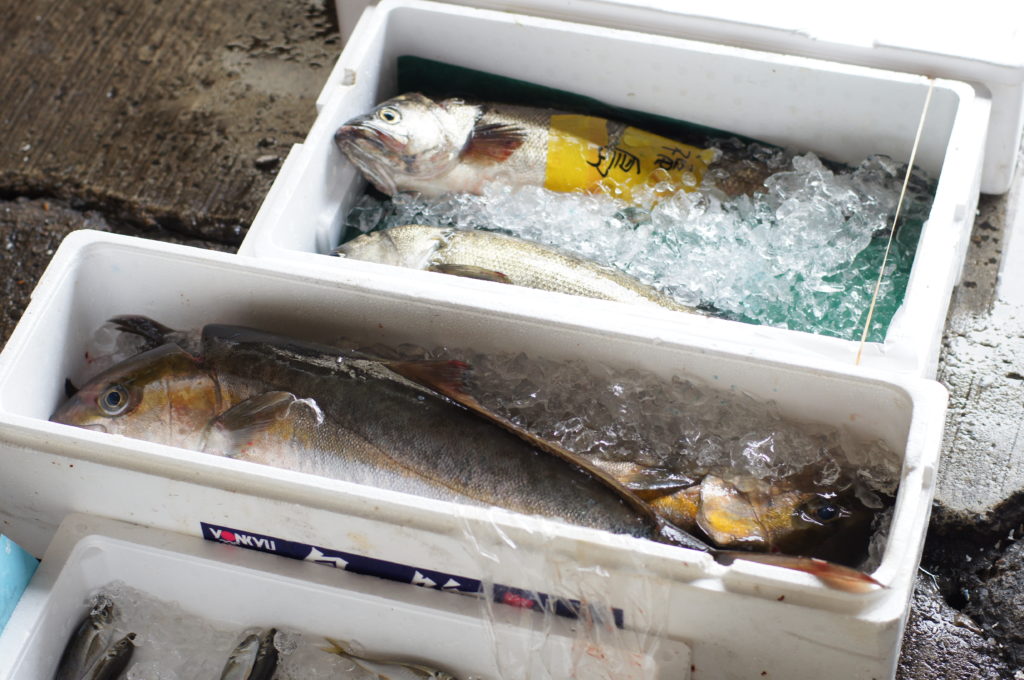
203,391,299,457
462,122,526,162
428,263,511,283
696,475,768,548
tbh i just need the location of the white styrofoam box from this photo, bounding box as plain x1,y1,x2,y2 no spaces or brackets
0,231,947,679
332,0,1022,193
0,515,691,679
244,0,990,378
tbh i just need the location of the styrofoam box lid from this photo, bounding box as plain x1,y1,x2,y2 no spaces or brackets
334,0,1024,193
0,515,691,679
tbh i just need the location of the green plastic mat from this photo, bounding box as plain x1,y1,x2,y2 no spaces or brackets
396,55,767,150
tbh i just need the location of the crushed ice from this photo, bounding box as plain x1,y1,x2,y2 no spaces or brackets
353,341,902,503
342,147,933,342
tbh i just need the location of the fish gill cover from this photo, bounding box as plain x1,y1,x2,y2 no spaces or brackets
340,57,933,342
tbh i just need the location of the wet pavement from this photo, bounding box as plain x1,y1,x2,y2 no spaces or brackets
896,574,1013,679
1,1,1023,676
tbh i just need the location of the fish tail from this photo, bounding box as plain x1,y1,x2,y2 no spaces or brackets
712,551,885,593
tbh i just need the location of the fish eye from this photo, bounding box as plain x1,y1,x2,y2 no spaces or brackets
800,497,847,525
814,503,840,522
377,106,401,124
97,384,132,416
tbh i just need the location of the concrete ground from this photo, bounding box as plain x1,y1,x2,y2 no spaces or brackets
2,0,1024,676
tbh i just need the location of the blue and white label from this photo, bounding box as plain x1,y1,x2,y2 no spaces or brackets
200,522,624,628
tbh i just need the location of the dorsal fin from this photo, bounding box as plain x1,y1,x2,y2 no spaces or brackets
462,122,526,163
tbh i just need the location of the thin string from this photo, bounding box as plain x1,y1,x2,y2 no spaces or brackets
855,77,935,365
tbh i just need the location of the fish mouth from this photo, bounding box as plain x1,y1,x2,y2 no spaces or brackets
334,122,406,155
53,416,108,434
334,128,400,195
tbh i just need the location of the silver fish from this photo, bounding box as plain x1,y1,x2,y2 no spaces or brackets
53,600,116,680
220,628,278,680
337,225,701,313
80,633,135,680
334,93,770,200
322,638,458,680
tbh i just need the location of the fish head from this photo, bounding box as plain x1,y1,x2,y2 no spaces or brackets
334,93,475,194
695,474,875,563
51,344,222,449
89,598,115,627
337,224,448,268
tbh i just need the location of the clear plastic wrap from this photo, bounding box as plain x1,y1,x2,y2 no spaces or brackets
458,508,676,679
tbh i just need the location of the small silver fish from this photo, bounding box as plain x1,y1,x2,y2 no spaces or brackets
53,600,116,680
80,633,135,680
337,225,701,313
322,638,458,680
220,628,278,680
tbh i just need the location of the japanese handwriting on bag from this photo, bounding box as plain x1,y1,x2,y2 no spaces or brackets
655,146,695,172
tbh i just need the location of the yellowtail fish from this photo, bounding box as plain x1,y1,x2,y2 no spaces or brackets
322,638,458,680
54,600,116,680
53,318,881,592
51,319,703,550
336,225,702,313
334,93,770,201
220,628,278,680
